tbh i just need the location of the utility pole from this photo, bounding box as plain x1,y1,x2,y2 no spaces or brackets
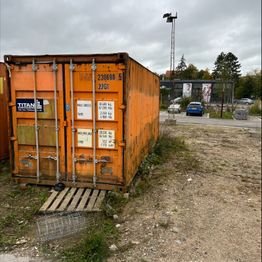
163,12,178,80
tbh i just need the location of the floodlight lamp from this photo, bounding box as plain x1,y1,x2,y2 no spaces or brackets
163,13,171,18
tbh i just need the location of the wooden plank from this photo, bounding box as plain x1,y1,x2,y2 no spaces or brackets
85,190,99,211
93,190,106,211
39,190,58,212
48,187,70,211
57,187,77,211
76,188,92,211
66,188,84,211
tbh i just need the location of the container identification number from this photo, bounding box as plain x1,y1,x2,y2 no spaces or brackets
98,83,109,90
98,74,116,81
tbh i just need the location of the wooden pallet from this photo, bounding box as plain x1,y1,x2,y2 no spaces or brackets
39,188,106,213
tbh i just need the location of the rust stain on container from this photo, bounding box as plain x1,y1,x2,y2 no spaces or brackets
4,53,159,191
0,63,9,160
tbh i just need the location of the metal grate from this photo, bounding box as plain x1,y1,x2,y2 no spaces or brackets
36,212,95,242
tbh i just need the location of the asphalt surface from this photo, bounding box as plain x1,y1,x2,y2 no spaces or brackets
160,111,261,129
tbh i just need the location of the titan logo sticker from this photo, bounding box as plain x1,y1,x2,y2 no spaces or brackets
16,98,44,112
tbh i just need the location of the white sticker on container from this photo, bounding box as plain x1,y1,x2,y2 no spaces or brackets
77,100,92,119
98,101,114,120
98,129,115,149
77,128,92,147
43,99,49,105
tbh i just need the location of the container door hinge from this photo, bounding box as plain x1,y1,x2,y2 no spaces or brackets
118,64,126,70
8,102,15,107
119,141,126,148
119,104,126,110
63,120,68,127
10,136,17,141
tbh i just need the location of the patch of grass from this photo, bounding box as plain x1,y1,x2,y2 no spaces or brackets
133,131,188,196
249,100,262,115
102,192,128,217
209,111,233,119
61,217,117,262
154,131,188,160
0,185,49,250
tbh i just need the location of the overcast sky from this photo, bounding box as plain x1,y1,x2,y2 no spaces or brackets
0,0,261,75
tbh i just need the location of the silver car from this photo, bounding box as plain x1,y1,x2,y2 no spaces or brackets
239,98,254,105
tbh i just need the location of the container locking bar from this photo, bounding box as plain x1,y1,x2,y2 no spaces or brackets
32,60,40,182
43,155,57,161
52,60,60,182
69,59,76,183
91,59,97,187
26,154,38,160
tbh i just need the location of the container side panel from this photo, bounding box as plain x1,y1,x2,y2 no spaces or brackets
125,59,160,186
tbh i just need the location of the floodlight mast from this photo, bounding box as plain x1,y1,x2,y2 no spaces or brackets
163,12,177,79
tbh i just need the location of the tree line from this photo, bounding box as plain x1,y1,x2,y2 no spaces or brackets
160,52,261,99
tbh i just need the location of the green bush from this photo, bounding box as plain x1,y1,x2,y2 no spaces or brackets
249,100,262,115
180,97,192,110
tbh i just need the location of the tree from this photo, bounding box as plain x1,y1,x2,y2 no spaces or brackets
212,52,241,82
174,55,187,79
176,54,187,71
235,70,262,99
182,64,199,79
198,68,212,80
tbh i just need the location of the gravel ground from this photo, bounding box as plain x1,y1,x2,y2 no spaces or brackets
108,125,261,262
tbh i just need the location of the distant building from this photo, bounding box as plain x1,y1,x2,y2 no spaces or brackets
160,79,234,104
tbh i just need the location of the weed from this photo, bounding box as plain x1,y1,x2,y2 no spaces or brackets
209,111,233,119
61,217,117,262
133,177,152,196
158,220,170,229
154,131,187,161
102,192,128,217
132,131,188,196
249,100,262,115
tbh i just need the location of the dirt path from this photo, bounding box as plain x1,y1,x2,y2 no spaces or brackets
108,125,261,262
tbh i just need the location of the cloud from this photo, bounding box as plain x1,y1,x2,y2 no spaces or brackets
0,0,260,74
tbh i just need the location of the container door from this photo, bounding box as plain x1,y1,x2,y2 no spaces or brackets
10,62,66,182
65,60,124,187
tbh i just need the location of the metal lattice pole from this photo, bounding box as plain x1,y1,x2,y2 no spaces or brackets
170,19,175,78
163,12,177,80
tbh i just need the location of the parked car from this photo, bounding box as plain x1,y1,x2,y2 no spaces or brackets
168,103,181,114
170,97,182,104
186,102,204,116
239,98,254,105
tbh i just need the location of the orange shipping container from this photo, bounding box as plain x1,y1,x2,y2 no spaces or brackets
0,63,9,160
4,53,159,191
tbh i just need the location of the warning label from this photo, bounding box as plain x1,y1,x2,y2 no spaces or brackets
98,101,114,120
98,130,115,149
77,128,92,147
77,100,92,120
